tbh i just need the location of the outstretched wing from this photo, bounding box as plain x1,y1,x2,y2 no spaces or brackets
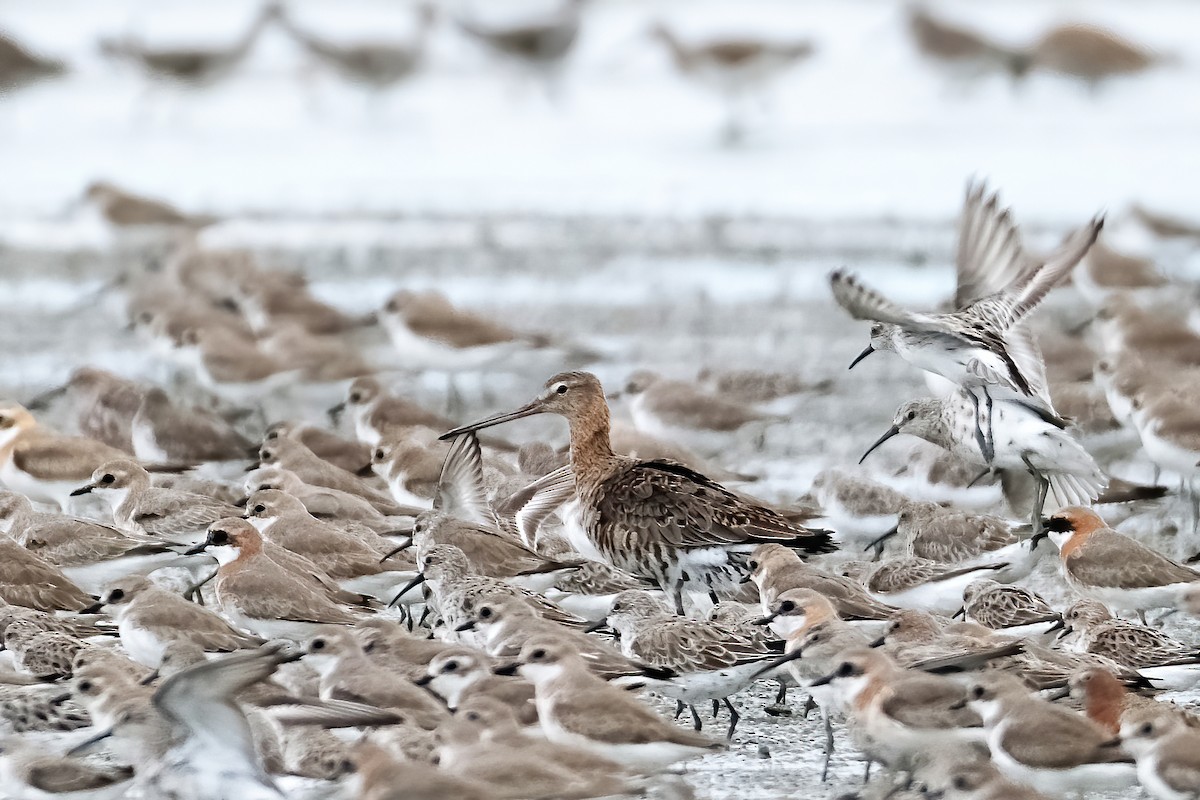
956,181,1034,308
434,432,498,528
596,460,836,554
829,270,945,330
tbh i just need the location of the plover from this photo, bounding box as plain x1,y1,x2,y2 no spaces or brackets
242,465,415,526
96,575,264,668
1038,507,1200,621
351,739,490,800
616,369,784,453
263,421,372,476
188,519,369,639
131,387,253,463
0,404,133,509
965,672,1137,795
0,736,132,800
454,0,584,97
1119,712,1200,800
302,629,447,729
1069,667,1196,736
72,459,241,544
417,647,536,725
905,6,1020,79
745,543,898,621
0,538,95,612
257,438,404,516
495,636,726,771
440,371,835,613
330,376,454,448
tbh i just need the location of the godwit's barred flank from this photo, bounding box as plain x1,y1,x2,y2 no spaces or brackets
833,182,1101,460
440,371,836,612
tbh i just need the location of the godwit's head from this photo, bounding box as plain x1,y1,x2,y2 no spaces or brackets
439,372,607,439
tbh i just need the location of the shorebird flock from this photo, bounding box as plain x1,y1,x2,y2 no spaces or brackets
0,175,1198,800
0,2,1176,142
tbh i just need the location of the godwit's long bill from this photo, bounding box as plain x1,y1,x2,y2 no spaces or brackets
440,371,836,613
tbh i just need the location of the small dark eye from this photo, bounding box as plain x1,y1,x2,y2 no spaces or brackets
748,560,758,570
837,662,854,677
611,603,622,612
532,648,546,660
444,661,458,672
78,680,93,692
109,589,125,602
375,449,385,460
953,776,970,791
971,686,985,699
254,505,265,513
211,530,229,543
101,474,115,484
555,384,567,395
479,608,492,619
780,601,795,613
350,393,361,402
465,711,480,721
1141,723,1153,735
905,411,915,421
311,639,326,651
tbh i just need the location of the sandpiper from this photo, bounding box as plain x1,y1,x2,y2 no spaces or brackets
82,181,218,230
263,421,372,475
0,736,132,800
417,647,536,726
455,0,584,97
958,579,1062,637
99,3,281,88
602,589,779,737
0,538,95,612
25,366,143,455
72,459,241,544
745,543,898,621
257,438,404,516
862,391,1105,532
649,22,814,143
440,371,835,613
495,636,726,771
1061,600,1200,690
330,376,454,448
833,183,1101,459
863,556,1006,615
1038,507,1200,622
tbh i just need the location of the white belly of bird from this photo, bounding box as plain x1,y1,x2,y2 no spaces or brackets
381,318,519,371
990,720,1137,795
1072,580,1194,614
130,422,171,463
0,460,79,510
1139,753,1193,800
652,660,768,704
558,499,607,564
221,604,322,642
1138,663,1200,691
118,618,170,668
870,569,991,615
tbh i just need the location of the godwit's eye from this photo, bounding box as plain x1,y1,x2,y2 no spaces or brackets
1141,722,1153,735
101,474,115,484
78,680,93,692
953,776,970,791
611,603,622,612
555,384,568,395
465,711,481,721
375,449,385,460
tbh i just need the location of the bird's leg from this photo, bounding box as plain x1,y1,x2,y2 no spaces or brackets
711,699,720,719
183,570,217,605
982,386,995,461
723,698,740,739
966,468,992,488
1022,455,1048,536
802,694,817,719
689,704,702,731
969,390,994,464
821,708,835,783
862,758,873,783
674,700,685,720
673,572,688,616
775,682,788,706
1138,610,1149,626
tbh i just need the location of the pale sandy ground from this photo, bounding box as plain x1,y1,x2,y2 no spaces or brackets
2,216,1200,799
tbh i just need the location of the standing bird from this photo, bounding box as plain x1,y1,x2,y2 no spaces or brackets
83,181,218,230
99,2,282,88
278,4,435,94
440,371,835,613
905,6,1022,81
455,0,585,98
650,22,814,144
1021,23,1170,91
832,182,1102,462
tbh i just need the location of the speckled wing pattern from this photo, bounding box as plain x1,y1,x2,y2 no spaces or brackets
1087,622,1200,669
966,585,1059,629
954,181,1031,309
868,559,1001,594
594,460,835,554
134,489,239,540
631,620,774,672
828,270,945,331
909,514,1018,562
